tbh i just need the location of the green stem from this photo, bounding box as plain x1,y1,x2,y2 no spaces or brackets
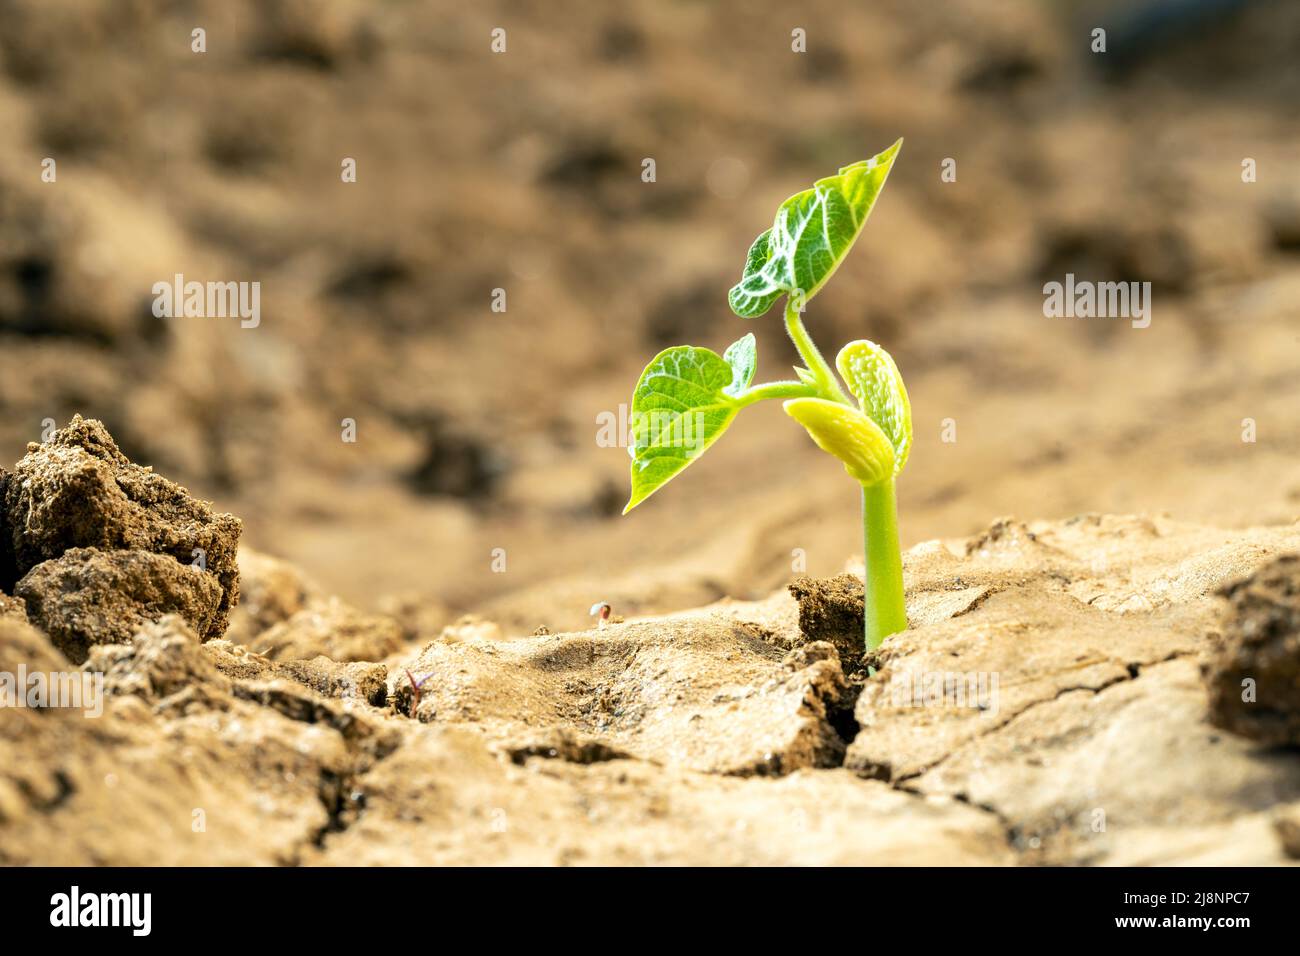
784,301,852,406
861,479,907,650
736,380,817,406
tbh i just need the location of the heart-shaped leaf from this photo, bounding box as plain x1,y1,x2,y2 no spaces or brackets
624,335,757,513
836,339,912,475
783,397,896,487
728,139,901,318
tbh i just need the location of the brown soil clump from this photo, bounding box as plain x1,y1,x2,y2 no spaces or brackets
0,467,14,593
17,547,223,663
270,657,389,708
788,573,868,671
89,615,231,703
1275,804,1300,859
1204,554,1300,746
1,416,241,657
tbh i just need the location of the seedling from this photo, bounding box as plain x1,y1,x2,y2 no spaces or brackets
404,669,435,719
622,140,911,650
589,601,613,627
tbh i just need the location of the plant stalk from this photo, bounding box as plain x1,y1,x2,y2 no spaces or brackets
736,380,816,406
861,478,907,650
784,302,852,405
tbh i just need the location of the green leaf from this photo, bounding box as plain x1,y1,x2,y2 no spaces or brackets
783,397,896,487
836,340,912,475
728,229,781,318
624,335,755,513
728,139,901,318
722,332,757,398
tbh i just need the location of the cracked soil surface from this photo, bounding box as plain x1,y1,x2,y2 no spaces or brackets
4,430,1298,865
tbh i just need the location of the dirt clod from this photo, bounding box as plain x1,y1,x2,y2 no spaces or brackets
88,615,230,702
1,416,241,647
18,548,223,664
0,467,15,593
1275,804,1300,859
782,640,841,672
788,574,867,669
1204,554,1300,746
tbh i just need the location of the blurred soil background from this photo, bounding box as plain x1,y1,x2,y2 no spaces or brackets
1,0,1297,636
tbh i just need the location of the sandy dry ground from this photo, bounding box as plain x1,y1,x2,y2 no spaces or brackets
2,419,1298,865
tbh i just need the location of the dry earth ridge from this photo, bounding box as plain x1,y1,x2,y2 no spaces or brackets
1,419,1298,865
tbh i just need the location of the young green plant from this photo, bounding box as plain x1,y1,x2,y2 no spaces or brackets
622,139,911,651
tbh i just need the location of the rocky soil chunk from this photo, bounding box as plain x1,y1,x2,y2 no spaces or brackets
788,574,868,670
18,548,223,664
1204,554,1300,746
0,615,398,866
1274,803,1300,860
0,416,241,659
0,467,14,592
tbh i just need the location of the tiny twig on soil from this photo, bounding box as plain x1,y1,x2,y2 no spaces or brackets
404,669,434,719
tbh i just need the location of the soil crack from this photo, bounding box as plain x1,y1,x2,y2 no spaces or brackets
890,650,1200,786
